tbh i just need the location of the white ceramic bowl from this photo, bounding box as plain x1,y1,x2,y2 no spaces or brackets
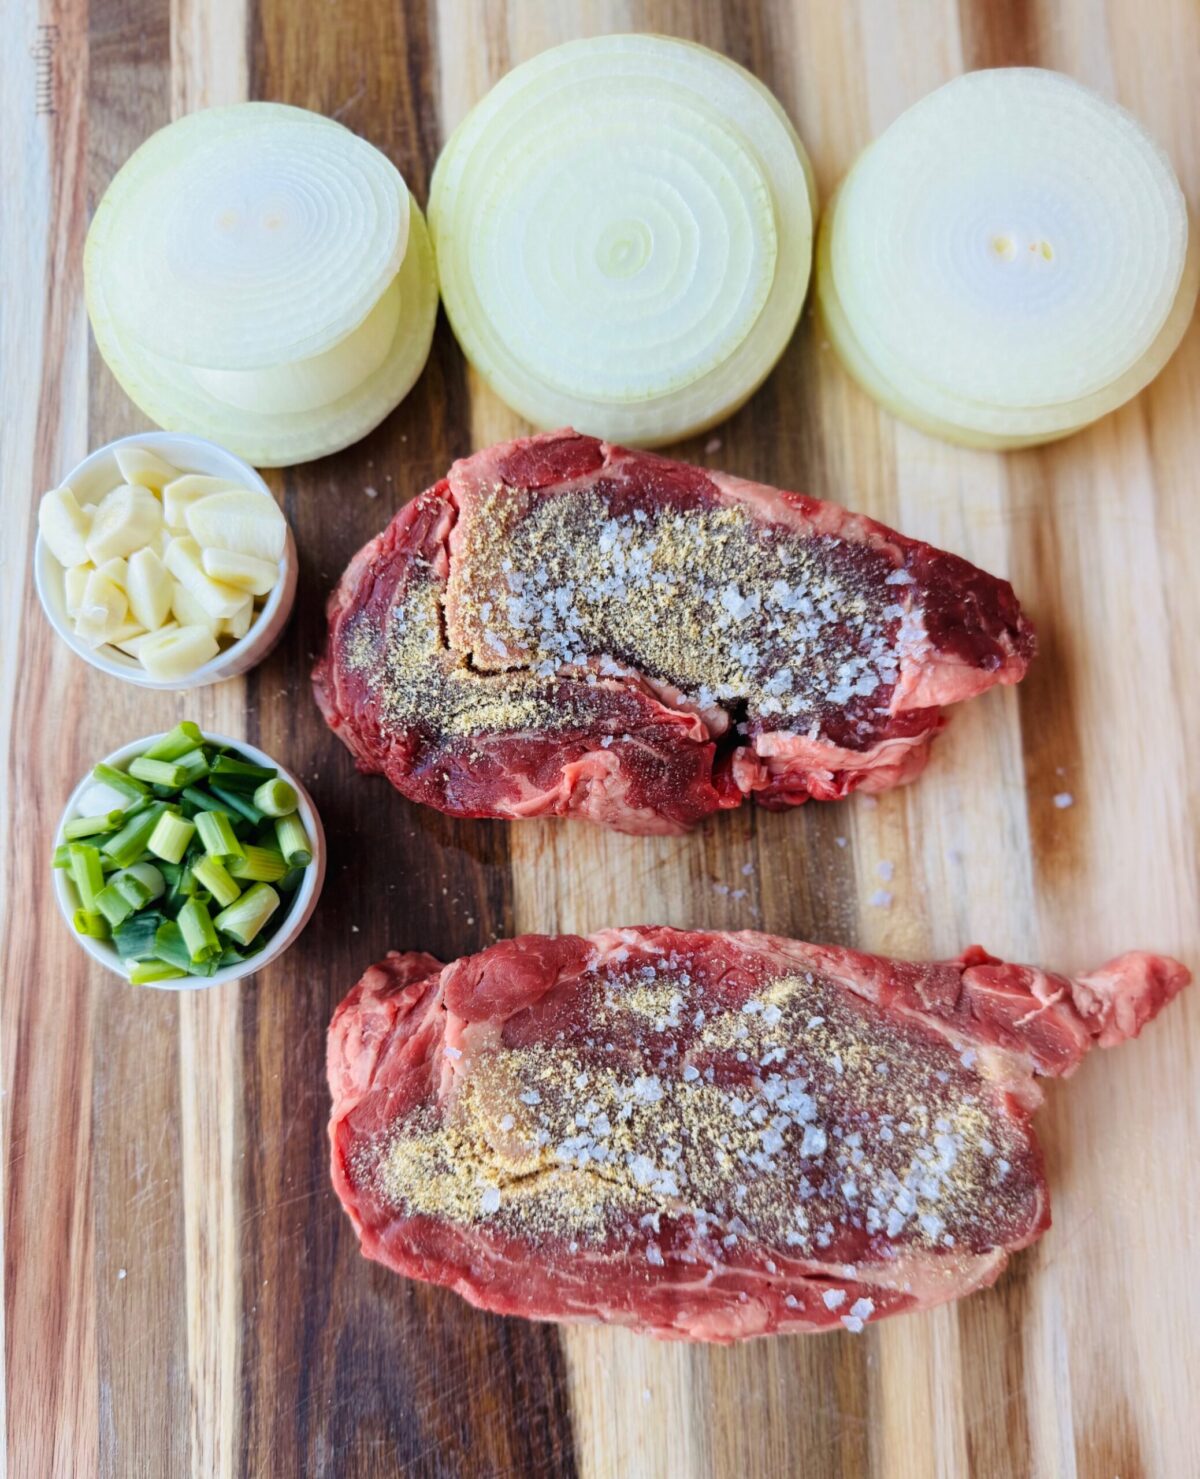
53,731,326,989
35,431,297,688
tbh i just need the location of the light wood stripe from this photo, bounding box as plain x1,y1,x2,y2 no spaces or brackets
167,2,251,1474
2,0,97,1472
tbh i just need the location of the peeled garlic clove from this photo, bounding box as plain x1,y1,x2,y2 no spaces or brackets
126,546,173,630
64,563,94,618
39,487,93,567
185,490,286,562
75,569,129,647
104,619,147,648
137,623,220,681
114,444,181,491
201,546,279,597
219,594,255,640
86,484,163,564
169,577,219,634
115,621,177,658
163,474,242,531
93,556,129,591
163,536,248,619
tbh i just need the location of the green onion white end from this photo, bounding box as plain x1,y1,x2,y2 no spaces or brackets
816,68,1198,449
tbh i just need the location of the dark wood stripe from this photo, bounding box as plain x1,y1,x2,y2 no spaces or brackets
239,1,577,1472
957,0,1040,69
959,1254,1036,1479
1005,444,1087,888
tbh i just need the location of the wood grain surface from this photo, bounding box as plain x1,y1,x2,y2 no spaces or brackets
3,1,1198,1475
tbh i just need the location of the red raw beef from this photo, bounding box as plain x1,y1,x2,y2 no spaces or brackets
327,927,1187,1341
314,432,1034,834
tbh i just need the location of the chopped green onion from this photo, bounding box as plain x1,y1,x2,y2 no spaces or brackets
178,897,222,963
142,722,204,761
181,785,232,813
115,874,151,909
153,919,192,972
274,813,312,868
127,861,165,902
52,843,71,868
73,908,111,939
113,909,167,960
94,881,136,928
165,865,190,908
102,803,167,869
195,809,244,863
128,756,188,788
252,778,298,816
92,762,149,800
229,845,287,883
64,810,126,840
147,811,196,865
207,782,264,824
191,856,241,908
215,883,280,946
68,842,105,911
111,862,165,910
278,866,306,894
209,754,276,788
130,960,187,985
170,748,210,786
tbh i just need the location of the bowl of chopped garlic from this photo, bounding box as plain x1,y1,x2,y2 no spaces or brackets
34,431,297,688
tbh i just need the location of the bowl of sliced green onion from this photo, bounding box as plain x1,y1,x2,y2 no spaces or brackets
52,722,325,987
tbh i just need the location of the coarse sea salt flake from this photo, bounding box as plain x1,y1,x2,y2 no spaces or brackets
822,1289,846,1310
800,1126,827,1158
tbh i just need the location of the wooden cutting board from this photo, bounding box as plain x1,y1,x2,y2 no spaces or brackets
4,1,1198,1475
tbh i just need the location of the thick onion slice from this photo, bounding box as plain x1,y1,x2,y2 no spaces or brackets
817,70,1197,448
429,35,816,446
88,204,437,468
191,275,404,415
85,104,439,466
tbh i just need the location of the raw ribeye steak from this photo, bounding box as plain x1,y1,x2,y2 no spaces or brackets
328,927,1186,1341
314,432,1034,834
